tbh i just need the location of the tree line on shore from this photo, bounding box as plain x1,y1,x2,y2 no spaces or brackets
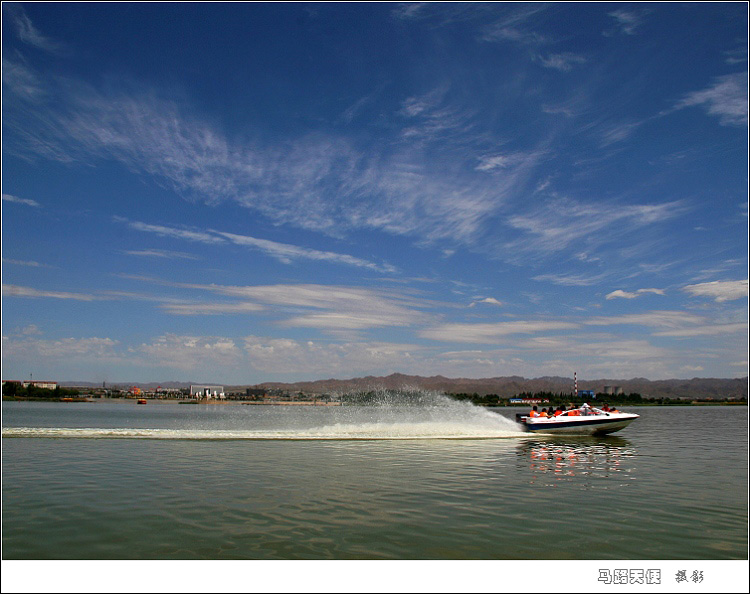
448,391,747,406
2,383,80,400
2,383,746,405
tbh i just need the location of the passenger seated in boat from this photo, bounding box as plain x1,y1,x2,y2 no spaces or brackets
553,406,564,417
539,407,549,418
602,404,610,412
609,405,619,413
529,405,539,418
567,403,581,413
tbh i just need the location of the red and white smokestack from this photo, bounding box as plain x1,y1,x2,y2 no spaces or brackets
574,372,578,398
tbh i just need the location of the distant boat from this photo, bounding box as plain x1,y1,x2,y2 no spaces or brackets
515,406,639,435
136,399,148,405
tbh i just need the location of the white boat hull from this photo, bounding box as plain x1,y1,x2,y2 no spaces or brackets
517,412,640,435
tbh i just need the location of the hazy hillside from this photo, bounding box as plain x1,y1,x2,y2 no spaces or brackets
244,373,748,400
59,374,747,400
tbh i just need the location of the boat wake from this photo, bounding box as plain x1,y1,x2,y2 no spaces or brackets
2,388,530,440
2,424,528,440
1,425,529,440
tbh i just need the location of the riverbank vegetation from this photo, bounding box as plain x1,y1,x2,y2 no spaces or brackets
2,383,80,401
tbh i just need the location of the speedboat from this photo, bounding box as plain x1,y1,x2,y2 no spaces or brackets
515,405,639,436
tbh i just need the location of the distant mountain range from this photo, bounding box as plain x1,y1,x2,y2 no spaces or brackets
250,373,748,400
63,374,747,400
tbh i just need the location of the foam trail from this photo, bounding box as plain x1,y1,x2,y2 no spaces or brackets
2,426,528,440
2,388,530,440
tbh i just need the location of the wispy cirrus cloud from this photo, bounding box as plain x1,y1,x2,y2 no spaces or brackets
672,72,748,127
4,4,64,53
2,284,98,301
128,276,432,330
161,302,266,316
123,249,200,260
5,67,526,248
119,218,395,272
2,258,51,268
2,193,40,207
479,4,549,45
214,231,396,273
121,220,224,244
537,52,586,72
532,272,608,287
683,279,748,302
654,322,748,337
504,198,687,259
606,9,645,36
209,284,430,330
584,310,706,329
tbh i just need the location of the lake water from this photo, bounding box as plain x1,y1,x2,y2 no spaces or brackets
2,397,747,561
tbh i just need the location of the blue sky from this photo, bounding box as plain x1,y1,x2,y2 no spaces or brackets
2,2,747,384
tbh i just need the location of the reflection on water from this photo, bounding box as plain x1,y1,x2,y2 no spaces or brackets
518,437,637,484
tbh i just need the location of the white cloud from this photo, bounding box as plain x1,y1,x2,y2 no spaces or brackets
5,74,528,248
506,198,687,258
123,249,200,260
654,323,748,337
599,121,641,147
133,334,243,371
121,219,395,272
470,297,503,307
607,10,643,36
606,288,665,300
215,231,396,272
160,303,265,316
419,320,579,343
243,336,422,376
584,311,706,328
2,335,119,359
124,221,224,244
683,279,749,302
6,4,63,52
674,72,748,127
130,277,433,330
533,273,608,287
475,151,539,172
2,193,40,207
2,284,97,301
3,258,50,268
538,53,586,72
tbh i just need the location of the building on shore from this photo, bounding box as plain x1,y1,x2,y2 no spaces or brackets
190,385,225,400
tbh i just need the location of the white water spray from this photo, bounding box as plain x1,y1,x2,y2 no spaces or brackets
2,388,528,440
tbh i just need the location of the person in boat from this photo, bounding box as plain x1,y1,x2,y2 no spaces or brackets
529,405,539,417
553,405,564,417
602,403,610,412
609,405,619,413
567,404,581,416
539,407,549,418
